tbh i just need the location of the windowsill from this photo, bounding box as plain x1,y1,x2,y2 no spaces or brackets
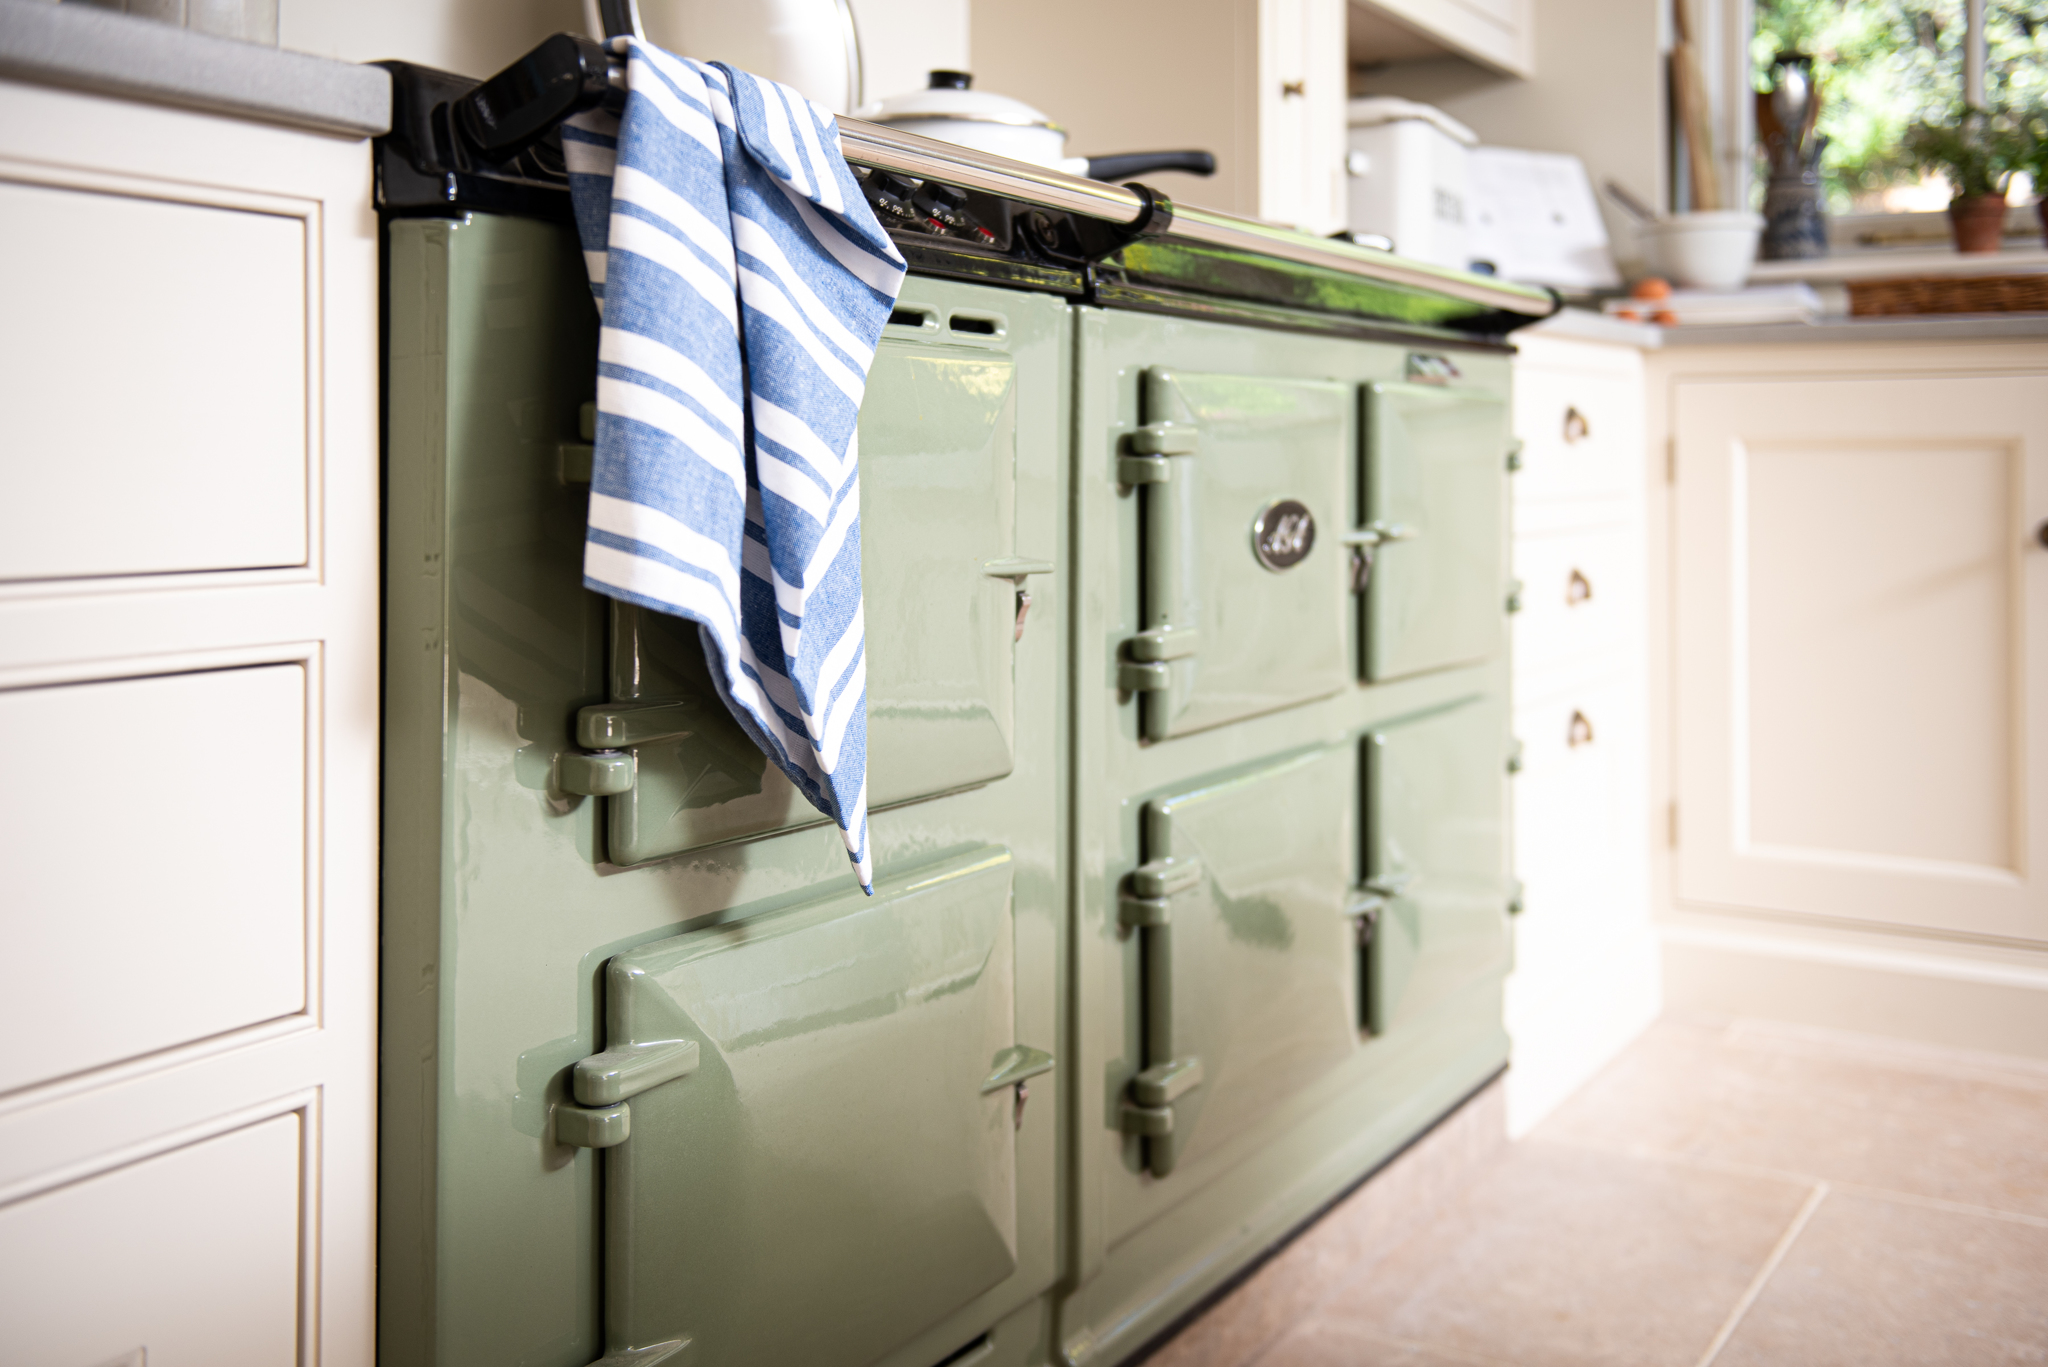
1749,245,2048,284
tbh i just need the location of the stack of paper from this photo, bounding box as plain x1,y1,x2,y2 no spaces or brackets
1604,283,1824,326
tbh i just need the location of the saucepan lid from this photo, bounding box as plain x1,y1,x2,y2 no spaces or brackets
858,70,1063,132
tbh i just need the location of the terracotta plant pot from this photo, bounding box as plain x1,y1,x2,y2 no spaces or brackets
1948,193,2007,253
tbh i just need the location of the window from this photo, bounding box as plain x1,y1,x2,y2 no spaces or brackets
1751,0,2046,215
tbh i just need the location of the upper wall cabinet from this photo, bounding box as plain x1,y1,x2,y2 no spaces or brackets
1347,0,1535,80
972,0,1348,233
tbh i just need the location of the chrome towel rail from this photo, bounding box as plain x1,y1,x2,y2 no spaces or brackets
836,117,1556,318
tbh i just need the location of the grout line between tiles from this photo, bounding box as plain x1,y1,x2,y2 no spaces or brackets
1530,1134,2048,1230
1693,1181,1829,1367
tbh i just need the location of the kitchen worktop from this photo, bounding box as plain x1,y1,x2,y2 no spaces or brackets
1656,312,2048,346
1525,305,2048,349
0,0,388,136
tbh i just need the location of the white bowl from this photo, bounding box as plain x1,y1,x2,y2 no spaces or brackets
1643,211,1764,291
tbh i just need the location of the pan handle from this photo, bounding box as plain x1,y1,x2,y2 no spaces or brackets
1085,150,1217,181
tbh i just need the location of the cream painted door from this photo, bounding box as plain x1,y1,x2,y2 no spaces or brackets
1674,370,2048,943
1258,0,1346,233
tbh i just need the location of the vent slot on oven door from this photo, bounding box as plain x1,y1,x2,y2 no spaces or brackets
581,329,1037,865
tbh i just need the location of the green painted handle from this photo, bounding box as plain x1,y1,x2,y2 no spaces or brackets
574,1038,700,1106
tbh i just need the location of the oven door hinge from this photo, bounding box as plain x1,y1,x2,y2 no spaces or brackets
554,1038,700,1149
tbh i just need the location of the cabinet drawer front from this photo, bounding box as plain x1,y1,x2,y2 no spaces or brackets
1512,676,1644,934
607,329,1035,864
1132,747,1359,1177
0,179,307,582
1364,696,1512,1036
0,1113,301,1367
1512,365,1641,507
1132,368,1353,740
603,848,1022,1367
1511,524,1639,677
1363,382,1509,681
0,664,306,1093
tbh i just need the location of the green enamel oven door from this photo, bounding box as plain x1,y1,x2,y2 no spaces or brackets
1361,696,1512,1036
384,222,1068,1367
1122,747,1359,1177
596,849,1027,1367
1360,383,1509,681
595,308,1045,865
1125,368,1351,740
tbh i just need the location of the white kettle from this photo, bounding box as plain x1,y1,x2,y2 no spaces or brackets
629,0,865,114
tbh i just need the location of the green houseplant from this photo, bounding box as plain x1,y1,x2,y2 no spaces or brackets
1904,107,2023,252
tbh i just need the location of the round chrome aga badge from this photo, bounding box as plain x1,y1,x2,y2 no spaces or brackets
1251,499,1316,571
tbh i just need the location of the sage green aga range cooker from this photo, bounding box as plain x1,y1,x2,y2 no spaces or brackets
377,47,1553,1367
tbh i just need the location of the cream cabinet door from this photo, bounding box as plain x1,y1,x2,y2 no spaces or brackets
1258,0,1346,233
1674,370,2048,943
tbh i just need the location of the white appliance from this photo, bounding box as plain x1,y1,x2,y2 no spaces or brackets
1345,97,1477,271
1466,146,1621,291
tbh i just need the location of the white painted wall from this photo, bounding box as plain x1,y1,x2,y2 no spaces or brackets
279,0,967,95
1354,0,1666,272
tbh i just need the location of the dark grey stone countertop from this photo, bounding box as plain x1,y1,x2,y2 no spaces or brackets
0,0,388,137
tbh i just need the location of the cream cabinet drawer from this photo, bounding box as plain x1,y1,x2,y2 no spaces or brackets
1513,365,1642,508
1512,525,1641,678
0,664,306,1093
1513,673,1645,927
0,1113,301,1367
0,177,309,582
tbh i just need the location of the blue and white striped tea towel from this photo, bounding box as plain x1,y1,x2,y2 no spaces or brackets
563,41,905,892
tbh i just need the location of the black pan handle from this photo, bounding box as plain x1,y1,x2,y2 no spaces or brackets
1084,151,1217,181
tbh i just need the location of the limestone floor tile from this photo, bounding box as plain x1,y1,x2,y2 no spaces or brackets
1147,1083,1510,1367
1537,1020,2048,1218
1315,1140,1812,1367
1256,1318,1504,1367
1713,1189,2048,1366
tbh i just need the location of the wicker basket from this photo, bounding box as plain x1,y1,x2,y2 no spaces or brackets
1848,273,2048,317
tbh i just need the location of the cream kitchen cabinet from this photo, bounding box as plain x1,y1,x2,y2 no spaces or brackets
1653,333,2048,1056
0,9,386,1364
975,0,1348,233
1503,326,1659,1135
1347,0,1534,80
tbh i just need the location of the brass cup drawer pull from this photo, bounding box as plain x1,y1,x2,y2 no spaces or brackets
1567,710,1595,747
1562,406,1591,444
1566,568,1593,604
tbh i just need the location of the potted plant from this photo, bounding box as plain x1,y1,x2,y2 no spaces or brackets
1905,107,2022,253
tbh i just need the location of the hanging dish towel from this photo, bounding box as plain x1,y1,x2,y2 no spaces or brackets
563,41,904,892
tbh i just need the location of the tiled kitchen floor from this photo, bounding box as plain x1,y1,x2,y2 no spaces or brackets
1147,1017,2048,1367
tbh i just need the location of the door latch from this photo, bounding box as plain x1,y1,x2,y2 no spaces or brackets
984,558,1054,643
1342,522,1418,593
981,1045,1056,1129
